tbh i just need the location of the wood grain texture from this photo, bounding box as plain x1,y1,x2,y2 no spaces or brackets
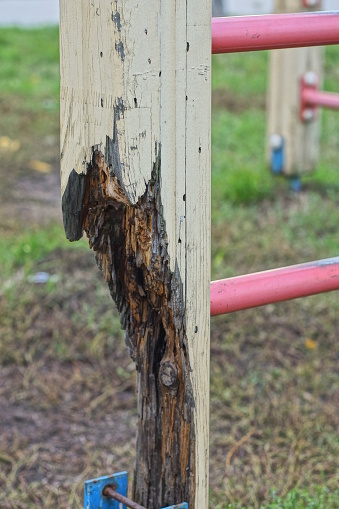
266,0,323,175
60,1,211,508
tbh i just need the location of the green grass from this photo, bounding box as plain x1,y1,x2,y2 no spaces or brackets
223,486,339,509
212,52,268,97
0,27,60,110
0,26,60,169
212,51,274,207
261,486,339,509
222,486,339,509
0,224,87,278
262,486,339,509
211,48,339,205
212,108,275,208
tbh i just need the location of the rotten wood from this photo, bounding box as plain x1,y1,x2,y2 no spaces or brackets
81,149,195,506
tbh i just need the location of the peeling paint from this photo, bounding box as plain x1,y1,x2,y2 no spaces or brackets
112,10,121,32
61,169,87,241
115,40,125,61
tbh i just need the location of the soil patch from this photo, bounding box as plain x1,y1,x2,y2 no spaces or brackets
212,88,266,112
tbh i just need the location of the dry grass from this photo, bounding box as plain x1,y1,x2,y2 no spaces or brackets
0,250,137,509
1,202,338,508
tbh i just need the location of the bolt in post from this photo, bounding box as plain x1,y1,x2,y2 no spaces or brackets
103,486,147,509
300,73,318,122
301,108,315,122
269,134,284,174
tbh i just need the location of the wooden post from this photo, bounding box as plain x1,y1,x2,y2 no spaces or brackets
266,0,324,175
59,2,211,508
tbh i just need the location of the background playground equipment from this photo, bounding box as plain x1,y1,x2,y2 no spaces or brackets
60,3,339,508
267,0,339,182
300,70,339,120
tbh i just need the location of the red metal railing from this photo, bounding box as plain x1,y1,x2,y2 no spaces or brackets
300,71,339,121
210,257,339,316
211,12,339,317
303,89,339,111
212,12,339,54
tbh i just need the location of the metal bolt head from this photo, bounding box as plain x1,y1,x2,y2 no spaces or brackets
160,361,178,389
301,108,315,122
303,71,318,87
269,134,283,150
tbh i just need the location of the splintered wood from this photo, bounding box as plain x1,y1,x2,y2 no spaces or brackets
59,1,211,508
82,149,195,506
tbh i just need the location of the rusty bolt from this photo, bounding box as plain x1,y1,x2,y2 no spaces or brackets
103,486,146,509
160,362,178,388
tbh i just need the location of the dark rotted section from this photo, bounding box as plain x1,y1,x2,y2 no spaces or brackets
63,147,195,509
61,169,87,241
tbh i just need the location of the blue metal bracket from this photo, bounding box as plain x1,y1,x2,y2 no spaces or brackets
270,134,284,175
289,176,302,192
84,472,188,509
163,505,188,509
84,472,128,509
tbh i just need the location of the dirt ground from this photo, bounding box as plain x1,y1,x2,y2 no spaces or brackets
0,106,338,509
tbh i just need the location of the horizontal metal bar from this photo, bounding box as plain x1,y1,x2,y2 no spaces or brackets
103,486,146,509
212,12,339,54
210,257,339,316
302,88,339,111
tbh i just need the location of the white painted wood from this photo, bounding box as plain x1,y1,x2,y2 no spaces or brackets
60,0,159,206
266,0,324,175
185,4,211,502
60,1,211,507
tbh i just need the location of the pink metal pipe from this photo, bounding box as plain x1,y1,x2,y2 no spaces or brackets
302,88,339,111
212,12,339,54
210,257,339,316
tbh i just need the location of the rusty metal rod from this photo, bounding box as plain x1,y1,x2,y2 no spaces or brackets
102,485,146,509
212,12,339,54
210,257,339,316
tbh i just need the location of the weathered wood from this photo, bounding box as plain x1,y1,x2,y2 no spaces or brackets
266,0,324,175
59,2,211,508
